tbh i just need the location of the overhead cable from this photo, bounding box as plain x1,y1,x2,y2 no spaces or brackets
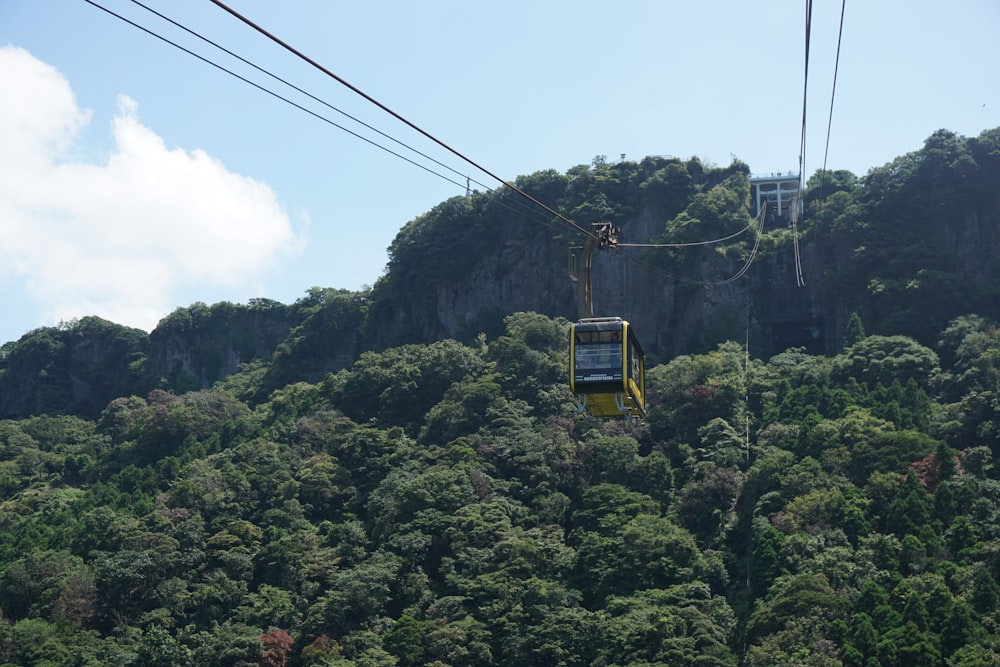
610,202,768,288
83,0,468,190
703,203,767,285
89,0,764,278
792,0,813,288
127,0,495,196
85,1,599,247
822,0,847,173
207,0,601,243
617,222,754,249
127,0,567,236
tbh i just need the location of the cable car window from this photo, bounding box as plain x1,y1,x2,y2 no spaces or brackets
573,339,623,382
575,330,622,345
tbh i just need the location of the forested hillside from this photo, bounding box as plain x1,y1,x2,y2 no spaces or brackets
2,128,1000,665
4,127,999,423
3,310,1000,665
365,126,1000,359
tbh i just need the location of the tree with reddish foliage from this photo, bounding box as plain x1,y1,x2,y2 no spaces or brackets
258,629,294,667
301,636,341,665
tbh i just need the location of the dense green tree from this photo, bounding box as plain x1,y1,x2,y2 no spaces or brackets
599,585,738,666
133,624,194,666
647,341,748,466
382,614,427,666
746,573,846,642
663,170,751,244
848,613,879,663
0,317,148,419
257,288,366,397
749,517,786,596
970,564,1000,615
325,339,484,433
886,472,933,538
305,549,403,636
2,128,1000,665
834,335,940,390
639,160,697,221
844,312,867,348
678,463,742,543
420,374,503,445
485,311,569,405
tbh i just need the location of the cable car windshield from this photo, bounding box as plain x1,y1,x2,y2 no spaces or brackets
573,328,624,383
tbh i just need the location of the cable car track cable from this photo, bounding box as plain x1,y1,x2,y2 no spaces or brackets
792,0,813,288
702,204,766,285
616,221,756,248
82,0,469,191
125,0,499,198
207,0,602,244
806,0,847,281
112,0,601,246
88,0,770,286
822,0,846,175
93,0,563,243
85,0,600,254
599,203,767,288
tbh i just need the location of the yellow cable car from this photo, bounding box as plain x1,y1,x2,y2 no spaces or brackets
569,317,646,418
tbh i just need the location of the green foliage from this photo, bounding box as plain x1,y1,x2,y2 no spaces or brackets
2,312,1000,665
0,317,147,419
486,311,569,404
598,585,738,666
647,340,748,459
833,335,940,390
838,128,1000,345
257,288,366,398
662,171,751,245
886,472,933,537
746,572,846,643
324,339,485,434
639,160,696,221
146,300,291,394
844,312,867,348
804,168,858,208
1,132,1000,667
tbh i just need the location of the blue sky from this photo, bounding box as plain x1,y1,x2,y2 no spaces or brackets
1,0,998,346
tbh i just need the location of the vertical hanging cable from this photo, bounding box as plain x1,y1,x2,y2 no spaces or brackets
807,0,847,274
822,0,847,174
744,274,751,468
793,0,813,287
791,194,805,286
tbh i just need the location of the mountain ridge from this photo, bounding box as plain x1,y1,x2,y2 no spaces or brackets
2,127,998,420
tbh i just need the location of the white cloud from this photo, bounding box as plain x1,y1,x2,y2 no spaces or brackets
0,46,302,332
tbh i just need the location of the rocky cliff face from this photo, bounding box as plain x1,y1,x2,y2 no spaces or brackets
362,136,1000,362
364,202,844,362
143,304,294,392
0,317,148,419
5,134,1000,420
364,207,577,351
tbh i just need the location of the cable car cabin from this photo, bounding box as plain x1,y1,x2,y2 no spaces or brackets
569,317,646,418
